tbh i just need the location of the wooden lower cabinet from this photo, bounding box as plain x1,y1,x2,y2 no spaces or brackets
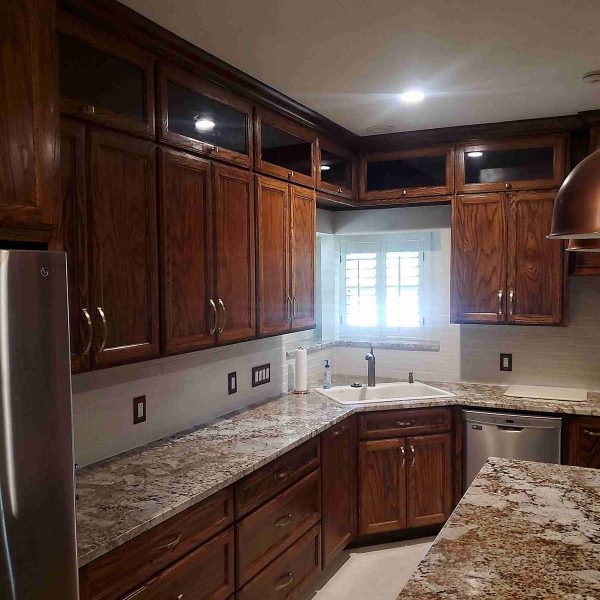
564,417,600,469
321,417,357,566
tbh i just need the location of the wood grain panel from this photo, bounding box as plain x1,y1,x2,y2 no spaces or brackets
213,164,256,344
89,128,159,366
506,191,564,325
321,417,357,566
159,147,214,354
358,438,406,535
58,119,89,372
406,434,452,528
358,408,451,441
290,184,316,331
564,417,600,469
256,175,290,336
451,194,507,323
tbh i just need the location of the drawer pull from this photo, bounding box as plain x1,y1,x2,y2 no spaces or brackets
410,445,416,467
275,468,290,481
396,420,413,427
274,571,294,591
400,446,406,468
274,513,293,528
333,425,346,436
151,532,183,556
582,429,600,437
177,595,184,600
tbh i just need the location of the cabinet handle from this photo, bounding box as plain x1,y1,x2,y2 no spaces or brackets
274,572,294,591
582,429,600,437
288,171,294,179
333,425,346,436
396,420,413,427
217,298,227,333
81,104,95,114
81,308,93,356
497,289,504,317
96,307,107,352
402,189,407,196
410,445,416,467
338,187,343,193
274,513,293,528
293,296,299,319
287,295,293,323
400,446,406,468
509,290,515,316
505,182,512,189
151,532,182,556
208,299,218,335
177,595,184,600
275,467,290,480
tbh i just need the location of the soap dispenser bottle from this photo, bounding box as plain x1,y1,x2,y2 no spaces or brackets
323,359,332,389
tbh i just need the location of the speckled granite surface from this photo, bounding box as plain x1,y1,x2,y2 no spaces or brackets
76,377,600,567
285,338,440,358
401,458,600,599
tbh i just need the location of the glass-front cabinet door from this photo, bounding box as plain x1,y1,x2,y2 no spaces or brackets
58,15,155,138
360,147,453,202
317,138,356,198
456,135,566,193
255,108,316,187
158,64,253,168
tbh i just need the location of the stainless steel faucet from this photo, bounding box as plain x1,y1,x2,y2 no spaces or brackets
365,345,376,387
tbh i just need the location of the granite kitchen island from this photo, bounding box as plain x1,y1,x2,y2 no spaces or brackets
400,458,600,599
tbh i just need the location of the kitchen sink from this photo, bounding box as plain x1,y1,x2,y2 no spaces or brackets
316,381,455,405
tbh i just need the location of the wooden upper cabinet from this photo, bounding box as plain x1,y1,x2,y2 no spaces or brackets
58,119,89,373
160,148,214,354
456,135,566,193
0,0,59,237
406,434,452,528
290,185,316,331
57,13,155,138
451,194,507,324
213,163,256,344
158,63,254,168
255,108,316,188
89,129,159,367
317,137,356,199
359,146,454,202
506,191,564,325
256,176,290,336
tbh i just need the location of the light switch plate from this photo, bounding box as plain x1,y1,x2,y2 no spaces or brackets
228,372,237,395
252,363,271,387
500,353,513,372
133,395,146,424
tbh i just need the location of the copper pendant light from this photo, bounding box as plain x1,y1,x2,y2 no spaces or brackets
566,238,600,252
548,148,600,239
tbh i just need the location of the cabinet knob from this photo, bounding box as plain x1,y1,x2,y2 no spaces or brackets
338,187,343,193
288,171,294,178
396,420,412,427
82,104,95,114
505,182,512,189
177,595,184,600
402,189,407,195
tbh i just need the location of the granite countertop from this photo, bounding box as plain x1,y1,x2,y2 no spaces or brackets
76,377,600,567
401,458,600,599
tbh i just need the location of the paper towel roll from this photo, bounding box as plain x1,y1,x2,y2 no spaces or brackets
295,347,308,392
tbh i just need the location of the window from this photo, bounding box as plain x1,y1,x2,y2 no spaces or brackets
340,235,427,337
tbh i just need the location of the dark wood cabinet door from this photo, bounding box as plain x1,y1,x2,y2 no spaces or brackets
255,108,316,188
591,127,600,152
89,129,159,367
0,0,59,237
406,434,452,528
358,438,406,535
565,417,600,469
256,175,290,336
213,164,256,344
317,137,356,199
290,185,316,331
58,119,90,373
159,148,214,354
322,418,357,566
58,14,155,138
451,194,507,323
506,191,564,325
456,135,566,193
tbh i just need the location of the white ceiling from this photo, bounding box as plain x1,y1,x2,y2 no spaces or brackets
120,0,600,136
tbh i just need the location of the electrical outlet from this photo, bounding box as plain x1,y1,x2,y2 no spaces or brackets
500,353,513,372
133,395,146,424
228,372,237,395
252,363,271,387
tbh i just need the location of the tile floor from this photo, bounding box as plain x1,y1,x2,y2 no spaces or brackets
304,536,435,600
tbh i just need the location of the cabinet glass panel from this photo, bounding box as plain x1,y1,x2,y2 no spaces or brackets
58,33,146,120
464,147,554,184
321,149,352,189
366,155,446,191
166,82,247,153
261,123,312,176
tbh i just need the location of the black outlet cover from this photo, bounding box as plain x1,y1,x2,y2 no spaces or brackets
133,395,146,424
228,372,237,395
500,353,513,372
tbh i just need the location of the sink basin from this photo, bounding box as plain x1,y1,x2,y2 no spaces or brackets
316,381,455,405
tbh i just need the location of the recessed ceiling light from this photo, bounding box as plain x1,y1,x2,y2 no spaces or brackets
399,90,425,104
194,117,215,131
467,151,483,158
320,165,331,171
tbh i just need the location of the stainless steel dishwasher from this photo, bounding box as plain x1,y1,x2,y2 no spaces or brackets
463,409,562,491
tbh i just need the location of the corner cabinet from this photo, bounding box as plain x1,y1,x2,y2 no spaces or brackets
256,175,316,336
451,191,565,325
317,137,356,199
564,416,600,469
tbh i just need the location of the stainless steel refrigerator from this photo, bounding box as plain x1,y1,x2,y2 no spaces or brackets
0,251,78,599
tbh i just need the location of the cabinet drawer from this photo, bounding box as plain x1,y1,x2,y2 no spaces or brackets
124,528,234,600
235,437,320,517
358,408,451,440
238,524,321,600
236,469,321,585
82,488,233,600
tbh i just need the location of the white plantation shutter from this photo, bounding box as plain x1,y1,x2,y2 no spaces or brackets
385,251,421,327
345,250,378,326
